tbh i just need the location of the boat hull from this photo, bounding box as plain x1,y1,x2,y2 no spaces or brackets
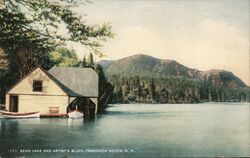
0,111,40,119
68,110,83,119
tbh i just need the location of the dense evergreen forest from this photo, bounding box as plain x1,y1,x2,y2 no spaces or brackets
109,75,250,104
99,55,250,104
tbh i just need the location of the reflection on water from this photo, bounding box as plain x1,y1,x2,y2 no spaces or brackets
67,118,84,126
0,103,249,158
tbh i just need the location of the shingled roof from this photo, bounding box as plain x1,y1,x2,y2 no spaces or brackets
49,67,98,97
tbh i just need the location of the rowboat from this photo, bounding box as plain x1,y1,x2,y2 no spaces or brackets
0,111,40,119
68,110,83,119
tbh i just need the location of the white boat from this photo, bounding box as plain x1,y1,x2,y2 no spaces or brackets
0,111,40,119
68,110,83,119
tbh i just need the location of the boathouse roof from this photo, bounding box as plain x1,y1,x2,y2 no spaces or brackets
49,67,98,97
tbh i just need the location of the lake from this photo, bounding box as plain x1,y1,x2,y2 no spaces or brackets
0,103,249,158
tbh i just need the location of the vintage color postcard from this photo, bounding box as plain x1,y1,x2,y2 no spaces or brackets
0,0,249,158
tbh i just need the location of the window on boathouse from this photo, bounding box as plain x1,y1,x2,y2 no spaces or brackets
33,80,43,92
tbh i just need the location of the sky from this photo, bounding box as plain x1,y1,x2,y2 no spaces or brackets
71,0,249,85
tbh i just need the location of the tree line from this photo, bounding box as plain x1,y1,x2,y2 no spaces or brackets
110,74,250,103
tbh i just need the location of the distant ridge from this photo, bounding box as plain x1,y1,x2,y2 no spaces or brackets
198,69,246,88
97,60,114,69
99,54,247,88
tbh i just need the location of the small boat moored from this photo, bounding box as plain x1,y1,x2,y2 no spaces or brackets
68,110,83,119
0,111,40,119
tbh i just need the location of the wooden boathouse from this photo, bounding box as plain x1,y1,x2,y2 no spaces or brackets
5,66,98,117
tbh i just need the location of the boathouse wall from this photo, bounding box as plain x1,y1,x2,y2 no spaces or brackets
6,67,69,115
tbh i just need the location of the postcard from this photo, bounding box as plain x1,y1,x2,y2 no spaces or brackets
0,0,249,158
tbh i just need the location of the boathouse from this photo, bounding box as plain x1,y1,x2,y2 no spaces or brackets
5,66,98,116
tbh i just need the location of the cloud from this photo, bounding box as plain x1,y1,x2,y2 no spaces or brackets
188,19,249,85
197,19,248,51
103,26,169,59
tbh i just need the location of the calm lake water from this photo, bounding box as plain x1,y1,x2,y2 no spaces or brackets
0,103,249,158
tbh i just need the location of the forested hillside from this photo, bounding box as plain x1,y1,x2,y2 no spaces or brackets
100,54,250,103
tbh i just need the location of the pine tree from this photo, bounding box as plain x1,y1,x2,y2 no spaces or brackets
135,76,142,97
123,80,130,96
115,87,123,103
95,64,107,96
150,79,156,102
208,88,212,102
88,52,94,68
81,55,87,68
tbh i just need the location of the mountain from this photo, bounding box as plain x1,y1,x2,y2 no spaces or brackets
97,60,114,70
100,54,247,88
105,54,200,78
198,69,247,88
